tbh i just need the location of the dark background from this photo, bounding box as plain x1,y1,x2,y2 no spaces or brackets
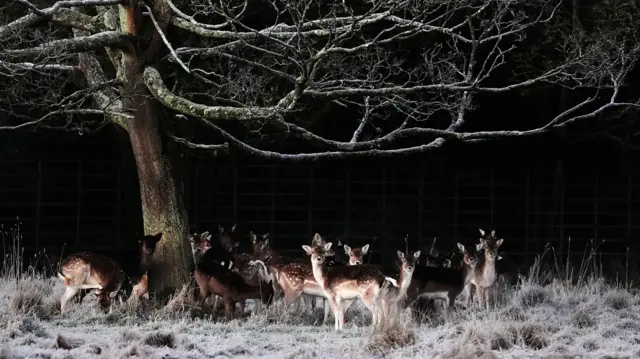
1,116,639,276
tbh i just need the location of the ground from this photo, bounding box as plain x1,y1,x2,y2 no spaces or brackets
2,260,640,358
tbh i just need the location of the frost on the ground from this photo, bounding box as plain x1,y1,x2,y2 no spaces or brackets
2,254,640,358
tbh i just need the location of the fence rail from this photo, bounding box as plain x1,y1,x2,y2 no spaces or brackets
0,159,637,266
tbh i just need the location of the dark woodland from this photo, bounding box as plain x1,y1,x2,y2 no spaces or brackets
1,0,640,297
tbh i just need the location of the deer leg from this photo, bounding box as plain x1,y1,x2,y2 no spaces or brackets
60,286,80,312
466,283,475,308
334,297,346,331
476,285,485,309
79,283,103,290
223,298,235,321
325,295,341,331
238,300,246,315
198,286,210,313
322,298,332,323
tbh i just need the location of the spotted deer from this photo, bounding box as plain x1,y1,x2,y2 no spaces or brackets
57,252,125,312
302,241,392,331
193,253,274,320
343,244,370,265
404,242,478,321
276,233,339,320
467,228,504,309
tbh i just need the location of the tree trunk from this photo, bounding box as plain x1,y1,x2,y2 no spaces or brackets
118,3,192,298
126,81,192,298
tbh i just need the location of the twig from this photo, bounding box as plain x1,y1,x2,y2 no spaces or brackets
144,4,190,73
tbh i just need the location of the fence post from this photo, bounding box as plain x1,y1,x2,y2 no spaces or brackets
453,171,459,240
116,164,122,247
76,160,83,249
594,174,599,240
525,171,530,266
35,160,42,249
308,166,314,239
418,165,424,242
628,173,632,239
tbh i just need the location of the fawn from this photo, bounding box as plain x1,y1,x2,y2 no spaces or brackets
404,242,478,321
302,241,391,331
57,252,125,312
466,228,504,309
193,252,274,320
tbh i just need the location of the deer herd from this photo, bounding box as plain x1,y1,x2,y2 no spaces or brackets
56,226,510,331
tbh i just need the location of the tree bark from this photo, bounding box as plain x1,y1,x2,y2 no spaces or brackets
118,2,192,298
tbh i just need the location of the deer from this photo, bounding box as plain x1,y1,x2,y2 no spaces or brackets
231,231,272,314
138,232,163,271
275,233,342,319
189,231,213,266
193,251,274,320
131,271,149,300
343,243,370,265
403,242,479,322
379,250,421,320
302,240,393,331
57,252,125,312
218,224,239,253
58,232,162,309
466,228,504,309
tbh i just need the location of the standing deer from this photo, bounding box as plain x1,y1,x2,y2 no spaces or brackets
302,240,391,331
404,242,479,322
57,252,125,312
379,250,421,321
466,228,504,309
193,252,274,320
276,233,342,320
343,244,370,265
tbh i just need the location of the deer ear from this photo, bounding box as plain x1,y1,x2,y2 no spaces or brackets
231,224,236,232
201,231,209,238
153,233,162,243
313,233,322,244
361,244,370,254
218,225,224,233
491,229,496,237
479,228,485,236
457,242,465,252
343,244,351,254
476,243,484,252
498,256,503,260
302,245,313,255
250,231,257,242
263,233,270,239
324,242,333,251
397,251,405,260
189,237,195,244
413,250,421,260
496,238,504,247
205,234,212,241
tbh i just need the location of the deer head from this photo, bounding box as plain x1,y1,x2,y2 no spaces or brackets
396,249,420,275
477,228,504,262
139,233,163,255
249,231,270,254
190,231,212,258
343,244,369,265
457,242,479,267
302,241,332,265
311,233,336,257
218,224,239,252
